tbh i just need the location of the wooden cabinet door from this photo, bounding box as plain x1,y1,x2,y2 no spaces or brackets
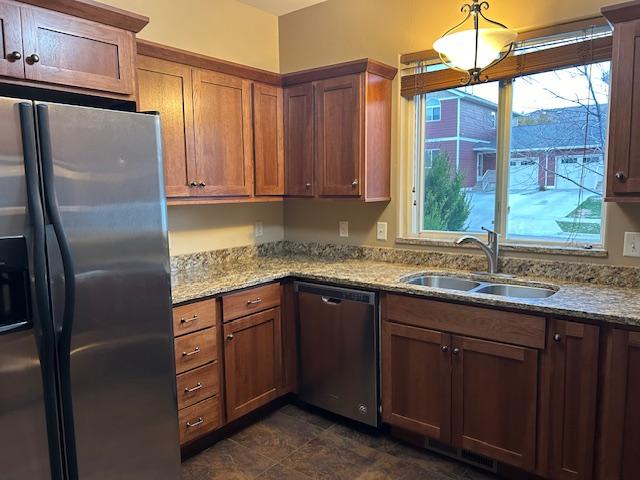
192,69,253,197
315,74,362,197
223,307,282,422
607,18,640,197
253,83,284,196
541,320,599,480
137,56,196,198
20,6,135,94
381,321,451,442
0,0,24,79
284,83,314,196
451,335,538,472
596,329,640,480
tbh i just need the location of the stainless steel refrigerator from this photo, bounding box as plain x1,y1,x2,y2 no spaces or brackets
0,97,181,479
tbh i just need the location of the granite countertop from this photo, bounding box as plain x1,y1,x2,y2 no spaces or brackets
171,254,640,328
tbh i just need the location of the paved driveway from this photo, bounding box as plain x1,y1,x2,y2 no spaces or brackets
465,188,602,243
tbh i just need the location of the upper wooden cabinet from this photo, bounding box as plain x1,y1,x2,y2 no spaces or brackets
137,56,195,197
603,2,640,201
136,43,396,204
253,83,284,196
192,69,254,197
0,0,144,98
284,59,397,201
0,1,24,79
596,328,640,480
284,83,315,196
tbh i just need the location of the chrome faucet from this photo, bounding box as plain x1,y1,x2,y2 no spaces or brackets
456,227,500,274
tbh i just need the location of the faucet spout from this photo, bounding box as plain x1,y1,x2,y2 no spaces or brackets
455,227,500,274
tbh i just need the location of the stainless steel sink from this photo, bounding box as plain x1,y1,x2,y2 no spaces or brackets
474,284,556,298
403,275,481,291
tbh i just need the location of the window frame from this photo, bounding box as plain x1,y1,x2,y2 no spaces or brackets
403,71,609,248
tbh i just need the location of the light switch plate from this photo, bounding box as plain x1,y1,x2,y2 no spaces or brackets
255,222,264,238
377,222,388,241
339,221,349,238
623,231,640,257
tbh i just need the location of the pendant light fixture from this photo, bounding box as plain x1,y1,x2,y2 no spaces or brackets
433,0,517,85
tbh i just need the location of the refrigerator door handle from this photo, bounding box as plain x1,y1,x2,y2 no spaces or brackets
19,102,65,480
36,103,79,480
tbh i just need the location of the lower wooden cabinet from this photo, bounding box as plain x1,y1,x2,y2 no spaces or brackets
540,320,599,480
451,335,538,472
596,328,640,480
171,298,223,446
223,307,282,422
382,322,451,442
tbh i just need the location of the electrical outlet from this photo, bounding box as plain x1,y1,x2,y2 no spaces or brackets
255,222,264,238
339,221,349,238
377,222,388,241
623,232,640,257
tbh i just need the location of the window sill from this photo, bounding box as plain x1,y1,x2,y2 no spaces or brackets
395,236,608,258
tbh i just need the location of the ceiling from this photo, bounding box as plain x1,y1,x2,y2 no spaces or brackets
237,0,328,16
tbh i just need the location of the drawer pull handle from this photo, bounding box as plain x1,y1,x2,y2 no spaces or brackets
184,382,203,393
247,298,262,305
186,417,204,428
182,346,200,357
180,315,199,324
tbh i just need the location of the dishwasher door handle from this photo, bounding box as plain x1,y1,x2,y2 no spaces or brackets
321,297,342,306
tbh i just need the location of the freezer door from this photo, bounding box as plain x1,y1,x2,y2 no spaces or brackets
0,97,58,480
36,102,180,480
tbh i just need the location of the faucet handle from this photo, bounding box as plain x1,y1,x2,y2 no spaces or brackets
481,226,498,236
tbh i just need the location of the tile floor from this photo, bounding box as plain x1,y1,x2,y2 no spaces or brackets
181,404,498,479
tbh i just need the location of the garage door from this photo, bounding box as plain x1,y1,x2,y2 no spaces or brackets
508,158,539,191
556,155,604,190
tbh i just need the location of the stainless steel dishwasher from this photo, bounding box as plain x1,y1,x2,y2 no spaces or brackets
294,281,379,427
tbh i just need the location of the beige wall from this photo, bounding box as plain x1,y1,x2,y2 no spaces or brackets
279,0,640,267
104,0,284,255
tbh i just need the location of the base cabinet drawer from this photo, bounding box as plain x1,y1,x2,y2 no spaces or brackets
173,299,217,336
176,362,220,410
178,396,221,445
174,327,217,374
222,283,281,322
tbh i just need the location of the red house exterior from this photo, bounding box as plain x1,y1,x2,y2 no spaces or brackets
424,90,606,193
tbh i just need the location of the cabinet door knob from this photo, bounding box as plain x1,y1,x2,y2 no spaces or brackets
198,181,206,187
305,183,312,189
615,171,626,182
553,333,562,343
351,179,359,187
8,51,21,61
441,345,449,353
226,334,234,341
26,54,39,64
452,347,460,355
189,181,197,187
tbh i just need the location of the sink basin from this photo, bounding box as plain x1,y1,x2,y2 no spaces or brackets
404,275,481,291
474,284,556,299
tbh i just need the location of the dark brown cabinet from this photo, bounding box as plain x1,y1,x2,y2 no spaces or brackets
451,335,538,472
540,320,599,480
596,329,640,480
382,321,451,442
253,83,284,196
192,68,254,197
223,307,282,422
603,2,640,201
0,0,136,95
137,56,196,197
315,74,362,197
0,0,23,79
284,83,315,196
283,59,396,201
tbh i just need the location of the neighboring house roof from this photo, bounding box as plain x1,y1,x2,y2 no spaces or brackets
473,105,608,152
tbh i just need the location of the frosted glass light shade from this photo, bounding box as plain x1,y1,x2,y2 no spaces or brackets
434,27,517,71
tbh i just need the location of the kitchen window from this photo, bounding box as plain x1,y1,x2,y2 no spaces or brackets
402,25,612,248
